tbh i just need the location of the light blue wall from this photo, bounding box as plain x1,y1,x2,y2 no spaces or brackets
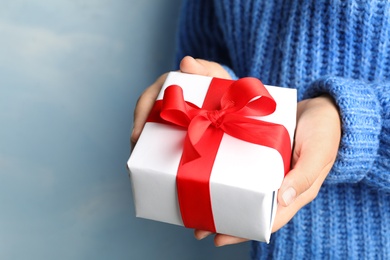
0,1,249,259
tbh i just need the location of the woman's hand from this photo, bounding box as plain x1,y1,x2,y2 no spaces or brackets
272,95,341,231
195,94,342,246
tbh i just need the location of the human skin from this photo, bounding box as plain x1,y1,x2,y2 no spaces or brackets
131,56,341,246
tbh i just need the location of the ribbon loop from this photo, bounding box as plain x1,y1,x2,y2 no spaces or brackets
160,85,192,127
220,77,276,116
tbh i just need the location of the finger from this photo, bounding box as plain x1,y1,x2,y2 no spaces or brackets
179,56,231,79
180,56,208,75
131,73,168,148
194,229,213,240
213,234,248,247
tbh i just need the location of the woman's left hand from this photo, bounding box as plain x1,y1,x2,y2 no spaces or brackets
195,95,342,246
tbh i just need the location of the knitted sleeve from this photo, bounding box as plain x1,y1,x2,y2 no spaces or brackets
303,77,390,191
175,0,233,71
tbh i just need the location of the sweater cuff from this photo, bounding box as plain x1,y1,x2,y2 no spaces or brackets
364,82,390,190
302,77,382,184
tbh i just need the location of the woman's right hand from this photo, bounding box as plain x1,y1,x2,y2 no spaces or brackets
131,72,168,149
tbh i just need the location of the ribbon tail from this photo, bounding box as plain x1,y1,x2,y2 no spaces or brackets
177,126,223,232
181,135,201,164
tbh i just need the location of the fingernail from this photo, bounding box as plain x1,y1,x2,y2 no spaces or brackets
282,187,296,206
131,125,137,141
131,127,135,138
196,231,212,240
130,127,137,150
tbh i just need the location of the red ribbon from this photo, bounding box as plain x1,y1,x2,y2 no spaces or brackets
147,76,292,232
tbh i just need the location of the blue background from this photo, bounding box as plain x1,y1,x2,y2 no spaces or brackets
0,1,249,259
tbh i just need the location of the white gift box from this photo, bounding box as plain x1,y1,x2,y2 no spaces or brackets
128,72,296,242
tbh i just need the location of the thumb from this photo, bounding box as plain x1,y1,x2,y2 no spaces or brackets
277,149,332,207
179,56,231,79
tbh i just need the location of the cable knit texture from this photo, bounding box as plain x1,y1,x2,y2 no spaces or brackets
175,0,390,259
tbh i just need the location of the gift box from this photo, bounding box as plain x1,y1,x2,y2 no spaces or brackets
127,72,296,242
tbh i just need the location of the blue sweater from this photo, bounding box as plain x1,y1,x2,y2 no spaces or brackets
175,0,390,259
